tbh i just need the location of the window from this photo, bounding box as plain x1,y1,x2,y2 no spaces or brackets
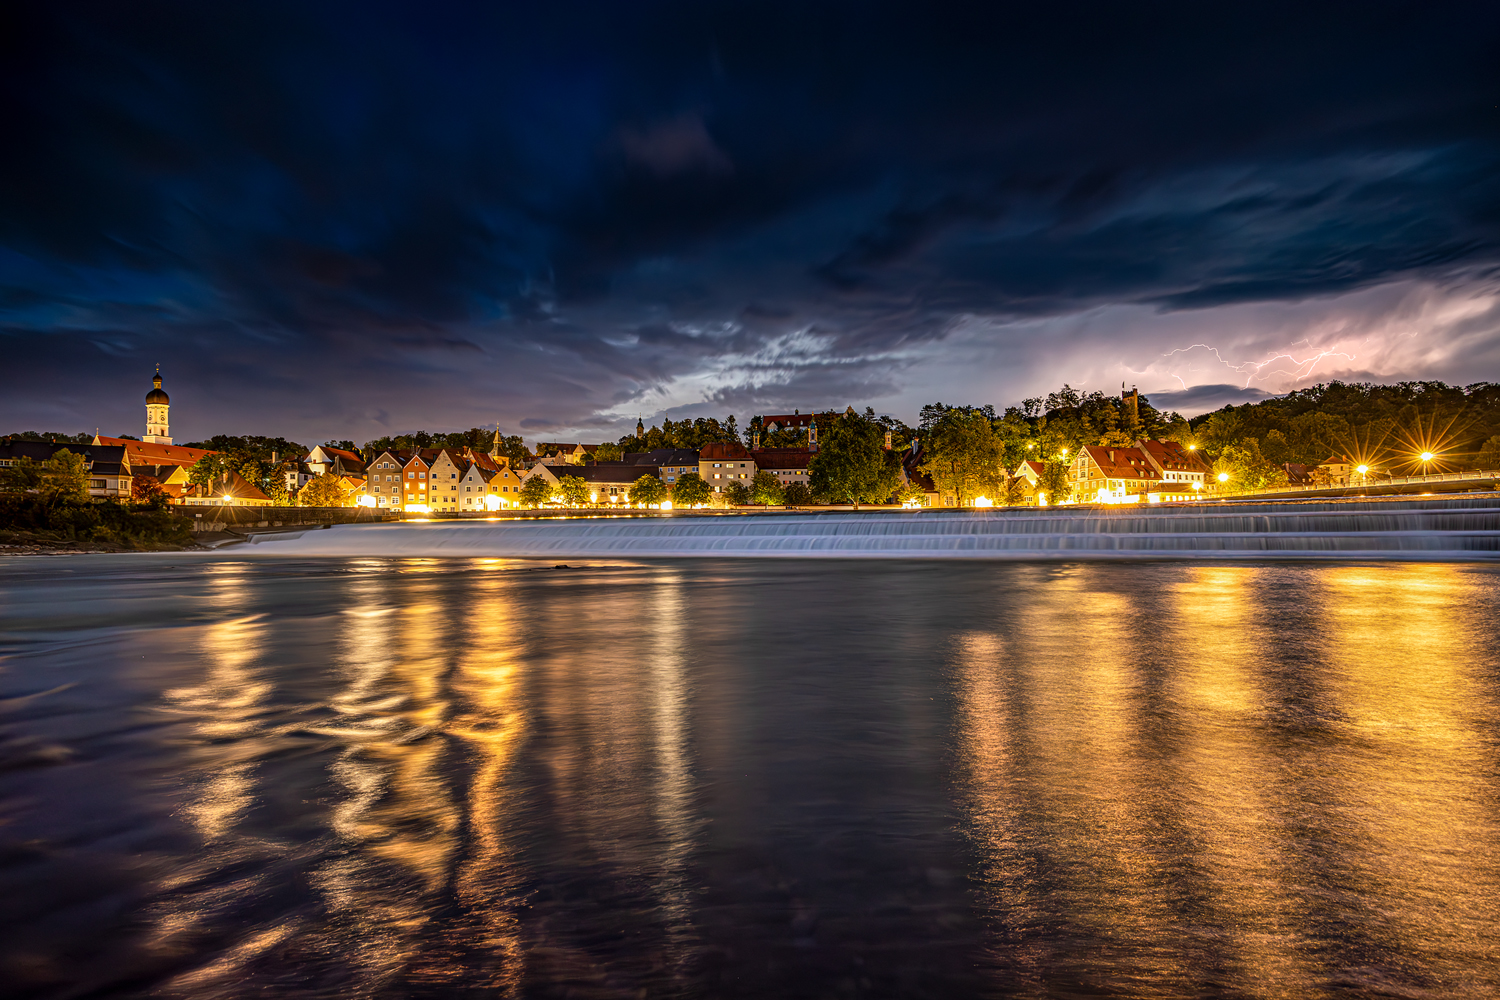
419,472,426,479
90,479,106,489
407,471,414,478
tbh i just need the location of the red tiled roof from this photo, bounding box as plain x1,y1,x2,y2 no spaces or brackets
699,441,752,461
1137,438,1210,474
751,448,814,470
1080,445,1157,480
94,436,214,468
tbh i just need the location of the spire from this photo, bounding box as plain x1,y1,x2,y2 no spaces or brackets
637,415,645,437
153,364,162,390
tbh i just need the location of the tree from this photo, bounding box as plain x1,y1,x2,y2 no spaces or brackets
1036,460,1072,504
809,410,899,508
594,442,623,462
42,450,91,504
1002,474,1029,506
783,482,813,506
186,453,231,494
628,474,667,506
0,456,44,494
299,472,351,507
750,471,784,506
724,480,752,505
556,474,591,507
671,472,711,508
1479,435,1500,469
131,475,169,508
518,476,553,508
894,481,927,506
921,408,1001,507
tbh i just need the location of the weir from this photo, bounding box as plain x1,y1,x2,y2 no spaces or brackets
240,495,1500,560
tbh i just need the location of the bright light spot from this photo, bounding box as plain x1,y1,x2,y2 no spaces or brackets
1217,472,1230,482
1037,493,1048,506
660,500,673,510
1060,448,1069,457
484,494,502,511
357,495,377,507
1357,465,1369,474
973,496,993,507
1188,444,1196,450
404,503,430,513
1421,452,1435,462
1192,481,1202,491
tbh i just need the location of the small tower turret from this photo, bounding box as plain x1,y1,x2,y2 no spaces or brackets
144,366,172,444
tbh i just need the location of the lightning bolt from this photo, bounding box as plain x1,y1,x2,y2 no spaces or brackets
1159,343,1358,388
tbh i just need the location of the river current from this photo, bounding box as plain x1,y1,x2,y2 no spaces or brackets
2,553,1499,998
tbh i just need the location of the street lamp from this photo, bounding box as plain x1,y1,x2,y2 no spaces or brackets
1217,472,1230,485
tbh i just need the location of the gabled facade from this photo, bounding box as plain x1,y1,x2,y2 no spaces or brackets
1072,439,1208,503
306,445,366,478
364,449,408,508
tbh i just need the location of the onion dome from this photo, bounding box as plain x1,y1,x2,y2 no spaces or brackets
146,368,169,405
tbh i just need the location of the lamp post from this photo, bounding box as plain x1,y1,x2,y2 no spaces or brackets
1216,471,1230,494
1420,451,1435,477
1356,464,1369,487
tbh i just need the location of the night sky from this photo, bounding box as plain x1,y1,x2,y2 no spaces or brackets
4,2,1499,445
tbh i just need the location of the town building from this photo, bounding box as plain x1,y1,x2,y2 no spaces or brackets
624,449,700,485
178,468,273,506
1070,439,1209,503
699,441,756,493
363,433,528,511
749,448,814,490
0,439,134,499
520,461,662,504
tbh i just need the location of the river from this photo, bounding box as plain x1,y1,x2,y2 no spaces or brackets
2,553,1499,998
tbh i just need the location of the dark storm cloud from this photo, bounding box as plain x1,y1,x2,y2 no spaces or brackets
2,1,1499,440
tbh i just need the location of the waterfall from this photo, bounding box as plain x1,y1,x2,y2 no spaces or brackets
239,496,1500,560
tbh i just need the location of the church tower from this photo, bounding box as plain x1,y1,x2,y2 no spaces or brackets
144,367,172,444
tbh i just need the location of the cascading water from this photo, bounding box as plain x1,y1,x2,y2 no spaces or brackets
240,495,1500,560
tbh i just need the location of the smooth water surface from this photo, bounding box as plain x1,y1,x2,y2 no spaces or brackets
2,555,1499,998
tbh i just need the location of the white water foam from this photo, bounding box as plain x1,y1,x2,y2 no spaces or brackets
237,498,1500,560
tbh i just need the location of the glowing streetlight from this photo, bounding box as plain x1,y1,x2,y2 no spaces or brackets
1356,465,1368,474
973,496,993,508
1217,472,1230,483
1187,444,1196,451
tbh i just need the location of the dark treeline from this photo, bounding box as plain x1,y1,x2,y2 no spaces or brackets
1186,381,1500,478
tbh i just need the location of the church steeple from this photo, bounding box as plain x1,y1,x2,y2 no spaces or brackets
143,365,172,444
637,415,645,438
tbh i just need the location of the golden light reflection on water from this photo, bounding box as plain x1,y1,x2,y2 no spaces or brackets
309,573,463,992
443,570,526,995
953,563,1500,997
1303,564,1498,988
